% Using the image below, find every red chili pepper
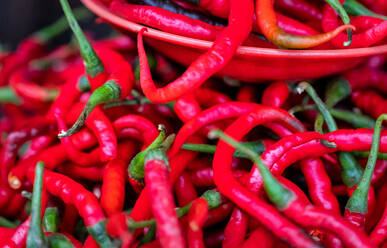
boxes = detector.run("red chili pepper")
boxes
[222,208,248,248]
[187,198,208,248]
[101,159,130,216]
[58,0,135,137]
[236,85,257,102]
[136,0,253,103]
[144,148,185,248]
[106,212,133,247]
[189,167,247,187]
[26,166,112,248]
[0,217,30,247]
[83,236,100,248]
[214,130,373,248]
[261,81,289,108]
[59,204,78,234]
[204,202,233,228]
[113,114,159,148]
[275,0,322,22]
[241,227,275,248]
[174,172,198,207]
[322,1,387,48]
[57,164,104,182]
[351,90,387,120]
[342,66,387,94]
[345,114,386,229]
[256,0,354,48]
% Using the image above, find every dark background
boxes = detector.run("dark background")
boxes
[0,0,110,49]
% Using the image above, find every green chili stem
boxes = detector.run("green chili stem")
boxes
[46,233,74,248]
[43,207,60,233]
[346,114,387,214]
[103,99,139,109]
[128,190,221,229]
[0,87,21,104]
[129,125,166,181]
[181,141,266,158]
[325,0,352,46]
[298,82,363,187]
[0,216,17,228]
[353,151,387,160]
[27,161,47,248]
[344,0,387,20]
[35,7,91,42]
[210,130,294,210]
[59,0,104,77]
[138,225,156,246]
[58,80,121,138]
[330,109,375,129]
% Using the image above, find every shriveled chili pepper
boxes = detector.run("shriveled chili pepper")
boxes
[256,0,354,48]
[345,114,387,228]
[187,197,208,248]
[136,0,253,103]
[213,130,373,248]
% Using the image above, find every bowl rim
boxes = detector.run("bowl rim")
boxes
[82,0,387,59]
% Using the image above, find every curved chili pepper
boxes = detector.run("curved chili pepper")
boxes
[38,169,111,248]
[0,217,31,247]
[222,208,248,248]
[322,1,387,48]
[113,114,158,147]
[189,167,247,187]
[298,82,363,188]
[351,90,387,120]
[187,198,208,248]
[58,0,134,138]
[256,0,354,48]
[345,114,387,228]
[26,161,47,248]
[0,120,54,185]
[211,130,320,247]
[56,115,101,167]
[136,0,253,103]
[213,130,373,248]
[144,149,185,248]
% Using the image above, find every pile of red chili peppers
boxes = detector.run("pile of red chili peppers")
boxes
[0,0,386,247]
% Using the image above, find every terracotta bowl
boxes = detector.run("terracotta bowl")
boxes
[82,0,387,82]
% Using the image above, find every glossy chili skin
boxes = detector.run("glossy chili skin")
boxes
[351,90,387,120]
[136,0,253,103]
[322,0,387,48]
[187,198,208,248]
[222,208,248,248]
[256,0,353,48]
[144,155,185,248]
